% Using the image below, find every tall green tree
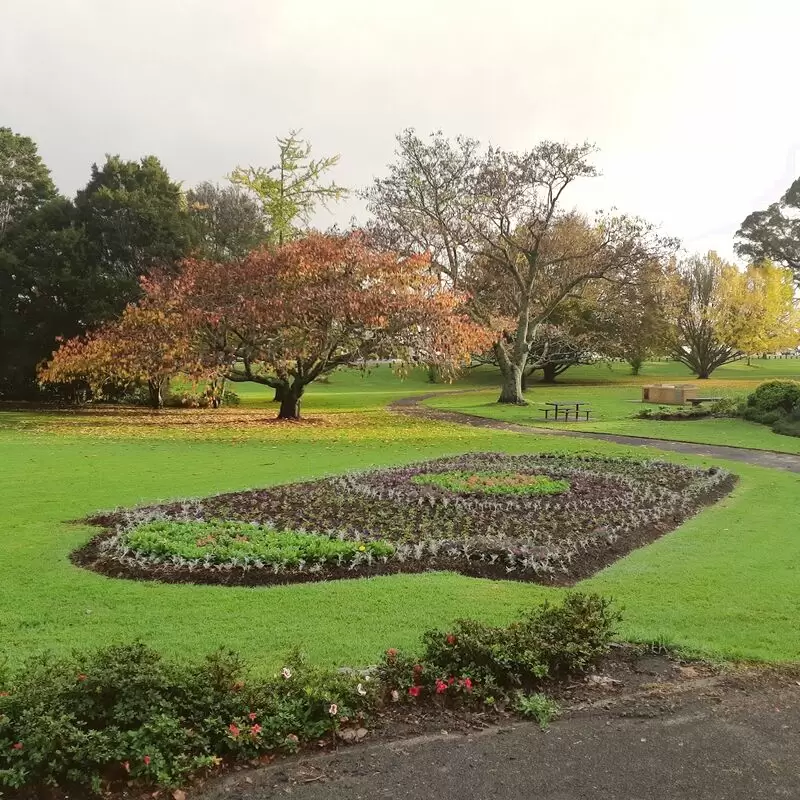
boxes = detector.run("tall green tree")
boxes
[0,127,57,241]
[186,182,267,261]
[229,131,346,246]
[74,155,194,309]
[0,198,106,397]
[735,177,800,280]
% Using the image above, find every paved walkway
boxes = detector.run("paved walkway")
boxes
[198,674,800,799]
[391,393,800,473]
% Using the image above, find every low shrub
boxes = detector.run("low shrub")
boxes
[378,593,620,701]
[0,593,617,795]
[708,397,745,417]
[771,409,800,438]
[0,644,373,794]
[636,406,710,421]
[163,388,241,408]
[746,381,800,414]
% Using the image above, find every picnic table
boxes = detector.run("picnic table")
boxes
[541,401,593,421]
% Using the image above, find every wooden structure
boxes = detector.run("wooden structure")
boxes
[641,384,699,405]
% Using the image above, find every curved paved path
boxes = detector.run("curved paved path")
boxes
[391,393,800,473]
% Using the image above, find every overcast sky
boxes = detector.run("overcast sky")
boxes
[2,0,798,260]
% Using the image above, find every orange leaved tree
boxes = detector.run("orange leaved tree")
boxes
[39,294,199,408]
[167,232,492,419]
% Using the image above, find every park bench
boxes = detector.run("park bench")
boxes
[686,397,722,407]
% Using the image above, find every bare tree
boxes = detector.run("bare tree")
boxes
[367,131,673,404]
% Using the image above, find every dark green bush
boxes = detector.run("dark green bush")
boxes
[746,381,800,414]
[771,409,800,438]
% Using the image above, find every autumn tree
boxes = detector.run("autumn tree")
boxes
[366,131,672,405]
[230,131,346,246]
[163,232,491,419]
[716,260,800,362]
[735,177,800,280]
[39,290,201,408]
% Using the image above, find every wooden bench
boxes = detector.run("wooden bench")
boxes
[686,397,722,407]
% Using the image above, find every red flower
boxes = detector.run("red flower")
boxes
[446,634,457,646]
[0,691,9,697]
[229,723,240,738]
[12,742,23,751]
[460,677,473,692]
[122,761,130,773]
[250,723,262,736]
[408,685,421,697]
[412,664,423,676]
[435,680,448,694]
[447,676,455,686]
[143,755,151,766]
[248,712,257,721]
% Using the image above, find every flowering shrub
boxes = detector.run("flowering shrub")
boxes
[82,453,734,585]
[0,593,616,795]
[0,644,373,794]
[378,593,619,702]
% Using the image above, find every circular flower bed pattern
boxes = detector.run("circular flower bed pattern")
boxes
[76,452,735,586]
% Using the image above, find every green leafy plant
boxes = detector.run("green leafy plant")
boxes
[120,520,393,565]
[515,692,560,729]
[411,470,571,496]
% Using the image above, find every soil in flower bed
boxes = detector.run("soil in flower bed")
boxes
[74,452,737,587]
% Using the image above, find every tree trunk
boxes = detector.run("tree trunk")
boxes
[697,370,710,379]
[498,365,526,404]
[542,363,558,384]
[277,384,304,420]
[273,384,287,403]
[147,379,164,409]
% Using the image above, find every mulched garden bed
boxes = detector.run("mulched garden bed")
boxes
[73,452,737,587]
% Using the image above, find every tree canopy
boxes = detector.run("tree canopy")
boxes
[735,177,800,279]
[230,131,346,246]
[0,127,57,242]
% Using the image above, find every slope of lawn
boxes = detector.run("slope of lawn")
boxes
[1,364,799,670]
[425,364,800,454]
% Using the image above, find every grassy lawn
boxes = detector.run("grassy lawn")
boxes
[425,360,800,454]
[1,364,799,670]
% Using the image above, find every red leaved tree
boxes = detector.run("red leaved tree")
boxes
[39,292,202,408]
[166,232,492,419]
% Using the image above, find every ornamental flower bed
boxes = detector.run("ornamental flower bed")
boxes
[75,452,736,587]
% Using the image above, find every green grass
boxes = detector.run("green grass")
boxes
[2,362,800,670]
[425,376,800,454]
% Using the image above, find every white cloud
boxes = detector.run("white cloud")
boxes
[1,0,797,260]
